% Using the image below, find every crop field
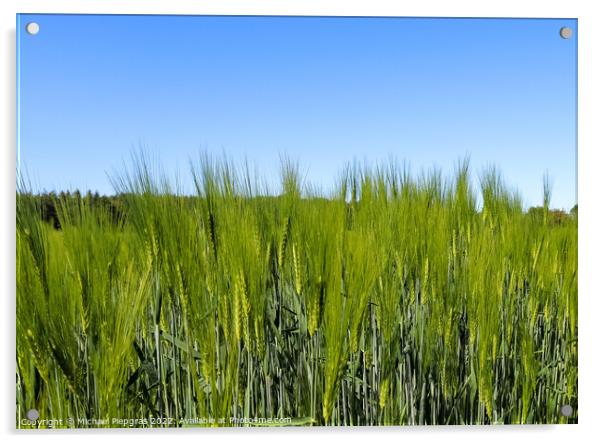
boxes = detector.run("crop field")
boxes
[16,157,577,427]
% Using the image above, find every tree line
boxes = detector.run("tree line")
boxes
[20,190,578,230]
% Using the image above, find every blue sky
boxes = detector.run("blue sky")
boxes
[17,15,577,209]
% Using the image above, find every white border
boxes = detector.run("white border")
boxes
[2,1,600,442]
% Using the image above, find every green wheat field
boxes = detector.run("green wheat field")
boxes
[16,156,577,427]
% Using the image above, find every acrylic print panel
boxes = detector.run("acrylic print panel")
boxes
[16,14,577,428]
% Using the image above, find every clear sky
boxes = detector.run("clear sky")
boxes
[17,15,577,210]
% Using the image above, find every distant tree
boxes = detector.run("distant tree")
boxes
[21,190,130,230]
[548,209,570,225]
[40,191,61,229]
[527,206,570,226]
